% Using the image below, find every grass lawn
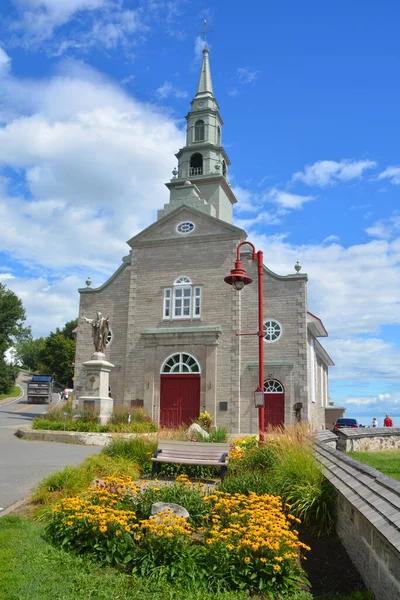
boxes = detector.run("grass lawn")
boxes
[348,451,400,481]
[0,385,20,402]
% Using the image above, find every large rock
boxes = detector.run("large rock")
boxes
[151,502,189,520]
[187,422,209,440]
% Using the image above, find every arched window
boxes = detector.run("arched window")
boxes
[106,329,113,347]
[163,276,201,319]
[217,126,221,145]
[263,380,284,393]
[194,120,205,141]
[190,153,203,176]
[222,160,227,177]
[161,352,201,373]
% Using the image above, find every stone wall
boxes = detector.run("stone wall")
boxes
[335,427,400,452]
[315,438,400,600]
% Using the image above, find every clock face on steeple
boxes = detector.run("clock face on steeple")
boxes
[197,101,205,108]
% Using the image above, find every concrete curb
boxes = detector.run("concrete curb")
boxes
[0,499,26,518]
[15,429,254,446]
[15,429,158,446]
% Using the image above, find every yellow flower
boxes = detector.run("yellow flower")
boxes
[206,539,212,545]
[244,557,250,563]
[273,564,281,572]
[260,557,267,563]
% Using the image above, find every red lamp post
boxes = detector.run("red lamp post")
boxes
[224,241,265,442]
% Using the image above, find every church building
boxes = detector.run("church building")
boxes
[73,44,334,433]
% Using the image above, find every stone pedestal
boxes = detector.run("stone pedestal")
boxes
[79,352,114,425]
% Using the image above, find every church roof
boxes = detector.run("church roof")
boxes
[307,311,328,337]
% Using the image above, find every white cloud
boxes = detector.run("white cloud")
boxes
[10,0,106,42]
[233,185,314,215]
[0,273,15,281]
[377,166,400,185]
[0,47,11,74]
[237,67,259,85]
[156,81,188,100]
[326,338,400,381]
[194,36,205,62]
[7,0,147,54]
[292,159,377,187]
[4,275,82,337]
[267,188,314,210]
[234,211,282,230]
[366,215,400,240]
[0,58,184,276]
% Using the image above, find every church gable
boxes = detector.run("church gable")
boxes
[127,205,245,247]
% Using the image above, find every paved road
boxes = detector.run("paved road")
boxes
[0,374,101,512]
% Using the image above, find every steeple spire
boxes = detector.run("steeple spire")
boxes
[196,47,214,97]
[160,24,239,224]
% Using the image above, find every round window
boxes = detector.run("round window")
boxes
[106,330,113,346]
[176,221,195,234]
[263,319,282,343]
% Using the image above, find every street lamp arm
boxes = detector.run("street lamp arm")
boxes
[236,240,256,261]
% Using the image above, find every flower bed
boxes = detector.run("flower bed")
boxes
[46,473,310,595]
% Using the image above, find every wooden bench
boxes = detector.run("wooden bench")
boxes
[151,440,229,479]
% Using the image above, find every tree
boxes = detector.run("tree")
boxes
[0,283,28,394]
[40,332,76,386]
[15,336,46,371]
[36,319,78,386]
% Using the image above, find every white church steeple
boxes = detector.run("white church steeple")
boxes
[159,31,238,224]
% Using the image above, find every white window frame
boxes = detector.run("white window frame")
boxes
[161,352,201,374]
[163,276,202,320]
[263,319,283,343]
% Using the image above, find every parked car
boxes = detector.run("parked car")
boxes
[332,418,359,432]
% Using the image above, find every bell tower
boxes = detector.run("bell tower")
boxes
[159,33,238,224]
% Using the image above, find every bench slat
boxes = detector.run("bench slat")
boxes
[152,457,227,466]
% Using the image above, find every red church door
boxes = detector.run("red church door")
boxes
[263,379,285,428]
[264,393,285,427]
[160,374,200,428]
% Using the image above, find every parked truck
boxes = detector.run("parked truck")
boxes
[27,375,53,404]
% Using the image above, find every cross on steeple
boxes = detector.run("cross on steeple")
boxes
[198,19,213,47]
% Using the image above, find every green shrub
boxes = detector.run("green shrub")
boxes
[190,426,228,443]
[196,410,213,430]
[32,415,157,434]
[269,438,335,533]
[229,444,278,475]
[31,454,140,514]
[218,471,276,496]
[103,437,157,473]
[133,480,209,526]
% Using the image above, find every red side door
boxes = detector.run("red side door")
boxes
[160,374,200,427]
[264,393,285,428]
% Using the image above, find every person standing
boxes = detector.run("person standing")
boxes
[371,417,378,427]
[383,414,393,427]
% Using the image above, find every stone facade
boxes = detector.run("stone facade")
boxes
[73,45,334,433]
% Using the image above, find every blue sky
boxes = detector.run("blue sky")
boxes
[1,0,400,418]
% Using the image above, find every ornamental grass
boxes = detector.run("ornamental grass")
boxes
[45,473,310,596]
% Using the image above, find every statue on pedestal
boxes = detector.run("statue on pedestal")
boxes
[82,311,110,354]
